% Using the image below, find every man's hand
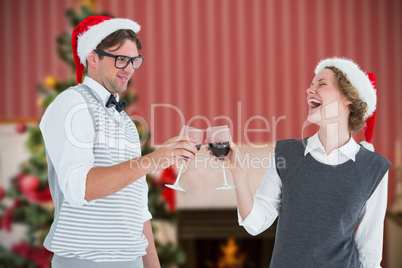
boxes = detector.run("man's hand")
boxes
[136,136,199,173]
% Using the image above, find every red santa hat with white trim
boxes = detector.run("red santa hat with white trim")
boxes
[72,15,141,84]
[315,57,377,143]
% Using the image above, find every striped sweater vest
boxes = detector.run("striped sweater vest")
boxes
[44,84,148,262]
[270,138,391,268]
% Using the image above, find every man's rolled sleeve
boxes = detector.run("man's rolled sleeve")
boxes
[141,176,152,222]
[40,90,95,207]
[62,164,93,206]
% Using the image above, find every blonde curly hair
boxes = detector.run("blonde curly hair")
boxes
[325,66,367,133]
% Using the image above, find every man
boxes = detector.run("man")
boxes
[40,16,197,268]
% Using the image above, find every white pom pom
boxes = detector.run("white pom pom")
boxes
[360,141,374,152]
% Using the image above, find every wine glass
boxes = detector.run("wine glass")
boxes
[206,125,236,190]
[165,126,204,192]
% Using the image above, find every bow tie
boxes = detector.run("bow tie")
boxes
[106,94,127,113]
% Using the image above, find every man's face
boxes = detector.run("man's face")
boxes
[96,40,138,95]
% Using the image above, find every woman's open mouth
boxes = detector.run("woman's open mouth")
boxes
[308,98,322,110]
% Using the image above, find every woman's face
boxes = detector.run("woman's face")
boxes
[306,68,350,126]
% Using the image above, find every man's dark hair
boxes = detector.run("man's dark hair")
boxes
[96,29,142,54]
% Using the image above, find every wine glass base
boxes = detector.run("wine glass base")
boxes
[165,184,186,192]
[216,185,237,191]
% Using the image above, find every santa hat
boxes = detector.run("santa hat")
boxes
[315,57,377,142]
[72,15,141,84]
[363,73,376,143]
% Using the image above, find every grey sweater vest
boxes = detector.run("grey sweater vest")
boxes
[270,138,391,268]
[44,84,148,262]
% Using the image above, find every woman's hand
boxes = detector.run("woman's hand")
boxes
[226,141,244,172]
[206,141,245,173]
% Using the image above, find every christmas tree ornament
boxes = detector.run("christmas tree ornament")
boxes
[158,166,177,212]
[44,75,57,89]
[137,124,144,136]
[72,15,141,83]
[18,174,40,194]
[80,0,98,13]
[15,123,27,134]
[36,95,45,108]
[0,186,5,201]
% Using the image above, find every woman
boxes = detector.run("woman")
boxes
[227,58,391,267]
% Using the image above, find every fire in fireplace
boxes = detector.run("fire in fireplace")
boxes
[178,209,276,268]
[217,238,246,267]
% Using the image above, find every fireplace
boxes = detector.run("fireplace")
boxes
[178,209,276,268]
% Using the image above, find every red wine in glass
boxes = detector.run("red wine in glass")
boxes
[206,125,236,190]
[208,142,230,159]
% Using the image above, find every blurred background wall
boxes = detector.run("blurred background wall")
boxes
[0,0,401,267]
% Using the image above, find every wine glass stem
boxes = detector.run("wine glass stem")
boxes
[222,163,228,187]
[175,164,185,186]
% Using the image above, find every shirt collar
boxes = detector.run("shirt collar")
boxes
[304,132,359,162]
[338,136,359,162]
[83,76,119,107]
[304,133,325,155]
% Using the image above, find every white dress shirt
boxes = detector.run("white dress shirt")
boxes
[40,76,151,221]
[239,133,388,268]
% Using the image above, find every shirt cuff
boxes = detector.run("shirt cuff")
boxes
[359,262,381,268]
[140,176,152,222]
[238,204,254,226]
[238,198,262,226]
[238,197,278,236]
[142,208,152,222]
[63,164,93,206]
[237,199,263,236]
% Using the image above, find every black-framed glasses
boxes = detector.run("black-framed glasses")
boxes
[94,50,144,69]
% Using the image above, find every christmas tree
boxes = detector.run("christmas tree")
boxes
[0,3,184,267]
